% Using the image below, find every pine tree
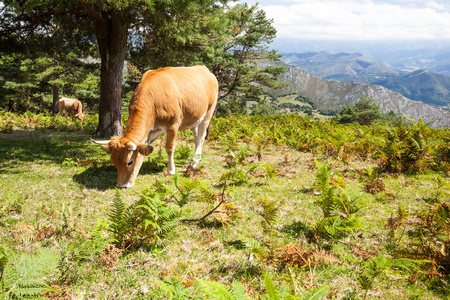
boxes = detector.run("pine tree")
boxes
[1,0,284,135]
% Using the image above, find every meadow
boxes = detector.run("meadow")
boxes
[0,111,449,299]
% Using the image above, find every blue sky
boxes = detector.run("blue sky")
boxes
[241,0,450,40]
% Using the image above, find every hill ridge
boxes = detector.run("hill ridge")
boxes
[267,61,450,128]
[281,51,450,107]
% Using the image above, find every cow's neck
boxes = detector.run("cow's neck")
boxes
[122,102,156,144]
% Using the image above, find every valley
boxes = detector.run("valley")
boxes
[280,51,450,109]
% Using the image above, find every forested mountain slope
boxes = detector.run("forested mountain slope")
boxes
[270,62,450,127]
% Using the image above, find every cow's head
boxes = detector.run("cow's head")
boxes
[91,137,153,188]
[75,112,86,121]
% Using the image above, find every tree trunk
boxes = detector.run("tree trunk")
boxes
[89,8,128,138]
[52,85,59,113]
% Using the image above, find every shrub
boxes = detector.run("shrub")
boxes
[334,95,399,125]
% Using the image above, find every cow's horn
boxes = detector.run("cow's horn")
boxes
[128,142,137,151]
[90,137,110,145]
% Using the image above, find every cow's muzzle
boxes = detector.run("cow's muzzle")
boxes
[116,182,134,189]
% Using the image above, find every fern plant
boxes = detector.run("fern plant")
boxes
[197,279,250,300]
[147,147,166,172]
[377,119,435,174]
[407,203,449,271]
[155,276,251,299]
[357,255,426,300]
[171,175,216,207]
[313,160,365,241]
[262,272,330,300]
[154,273,328,300]
[108,188,183,248]
[1,246,58,299]
[431,174,449,203]
[260,196,280,234]
[219,165,253,186]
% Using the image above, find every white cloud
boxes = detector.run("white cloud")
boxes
[425,1,445,10]
[250,0,450,40]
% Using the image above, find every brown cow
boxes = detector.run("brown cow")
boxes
[91,65,218,188]
[58,97,85,121]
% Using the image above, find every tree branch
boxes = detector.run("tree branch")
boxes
[0,7,83,34]
[181,181,227,223]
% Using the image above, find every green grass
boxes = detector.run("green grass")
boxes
[277,94,310,107]
[0,112,449,299]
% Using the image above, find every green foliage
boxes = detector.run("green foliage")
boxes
[197,279,250,300]
[313,160,365,241]
[58,218,111,285]
[0,49,99,113]
[209,114,450,176]
[154,273,329,300]
[0,193,24,227]
[61,157,77,168]
[175,144,194,160]
[171,175,216,207]
[1,112,450,299]
[395,203,450,272]
[0,110,97,133]
[377,118,435,174]
[216,97,248,117]
[147,147,167,172]
[334,95,399,125]
[108,189,183,248]
[431,174,449,203]
[219,165,252,186]
[357,255,425,299]
[224,142,254,167]
[259,196,280,234]
[261,273,330,300]
[0,246,59,299]
[251,100,276,116]
[128,1,285,102]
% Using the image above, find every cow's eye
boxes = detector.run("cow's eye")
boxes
[127,160,133,167]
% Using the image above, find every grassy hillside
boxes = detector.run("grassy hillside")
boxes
[246,94,319,117]
[1,111,449,299]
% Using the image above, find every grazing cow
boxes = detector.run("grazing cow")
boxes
[91,65,218,188]
[58,97,85,121]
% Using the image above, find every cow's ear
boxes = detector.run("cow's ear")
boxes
[138,144,153,156]
[101,145,113,154]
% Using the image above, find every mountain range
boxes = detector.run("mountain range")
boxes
[264,59,450,128]
[280,52,450,108]
[271,39,450,77]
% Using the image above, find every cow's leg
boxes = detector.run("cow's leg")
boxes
[58,104,64,118]
[146,128,165,144]
[165,125,179,175]
[191,119,209,167]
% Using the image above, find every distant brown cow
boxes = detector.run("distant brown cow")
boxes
[58,97,85,121]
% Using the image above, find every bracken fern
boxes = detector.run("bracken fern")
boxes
[108,188,183,248]
[1,246,58,299]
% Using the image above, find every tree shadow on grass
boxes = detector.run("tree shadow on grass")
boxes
[72,165,117,190]
[0,131,100,166]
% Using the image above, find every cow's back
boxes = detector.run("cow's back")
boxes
[128,66,218,131]
[59,97,81,114]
